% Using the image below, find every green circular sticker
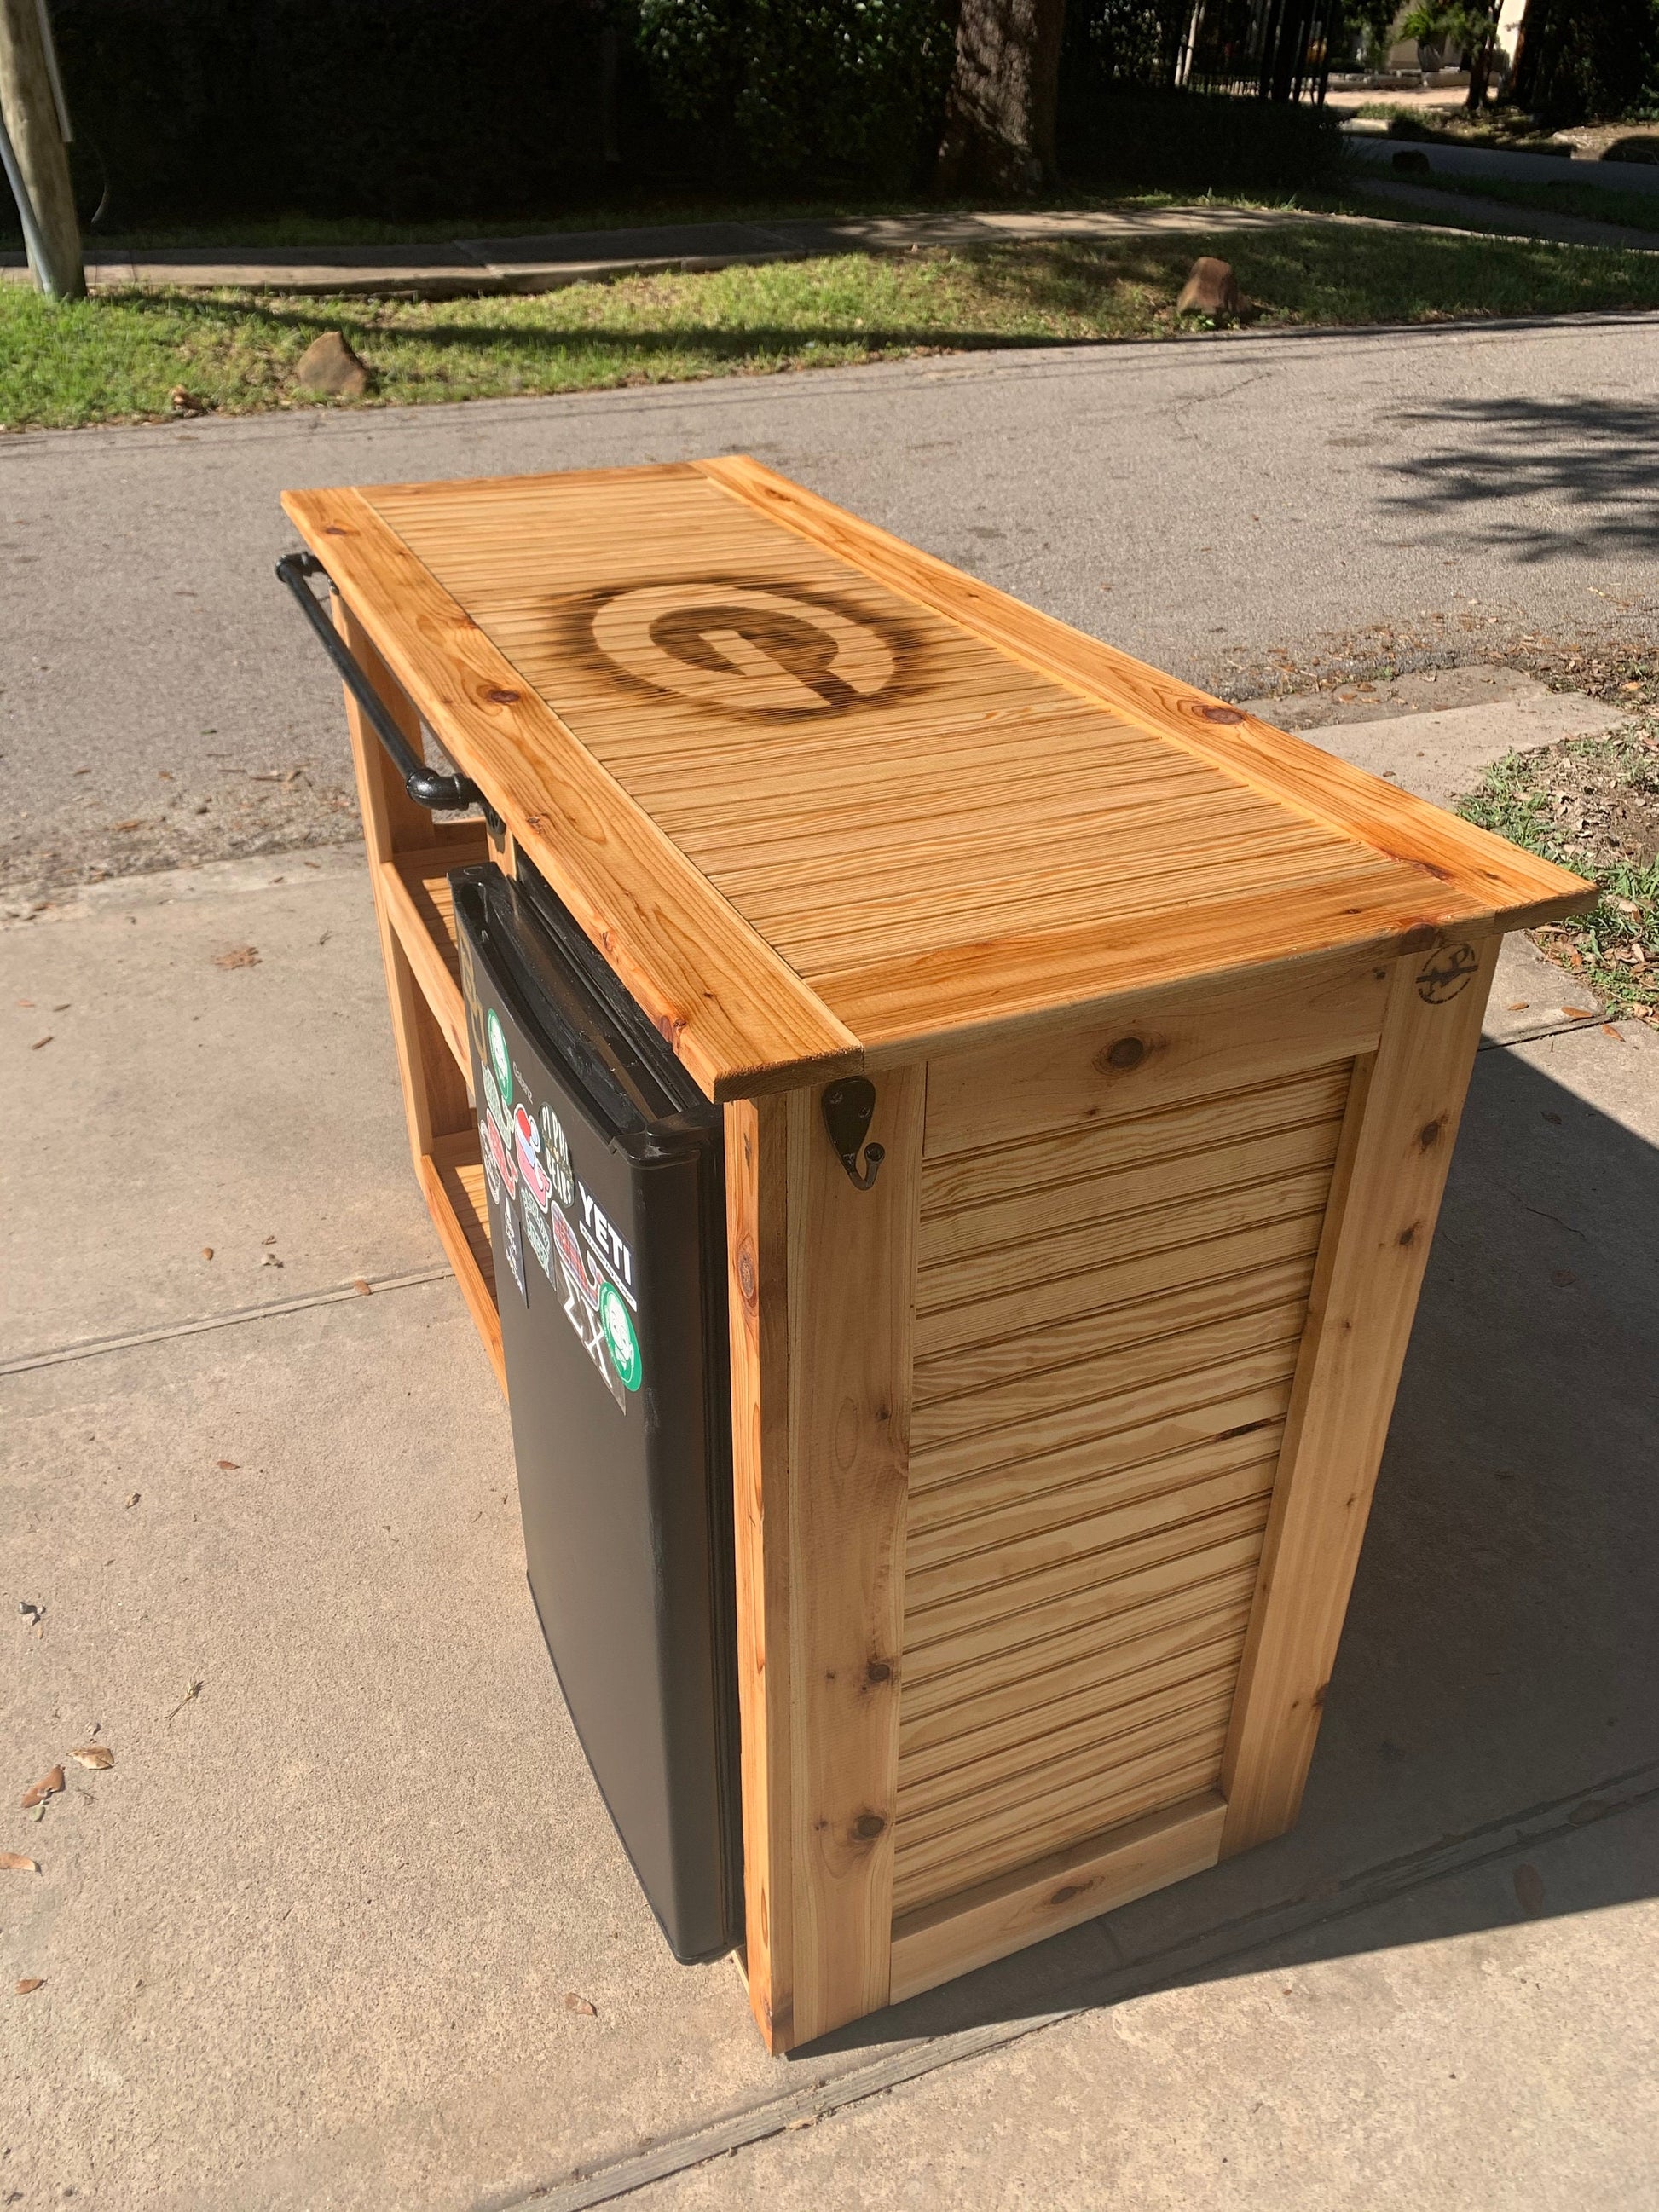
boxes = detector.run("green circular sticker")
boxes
[598,1281,642,1393]
[486,1008,512,1109]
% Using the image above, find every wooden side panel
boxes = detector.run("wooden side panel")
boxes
[783,1067,925,2047]
[922,956,1386,1159]
[724,1096,794,2053]
[889,1792,1226,2004]
[1220,936,1500,1854]
[889,1048,1352,1921]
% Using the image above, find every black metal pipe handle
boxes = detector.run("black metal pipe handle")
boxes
[276,549,490,817]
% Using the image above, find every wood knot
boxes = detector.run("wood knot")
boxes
[1098,1036,1147,1073]
[852,1812,887,1842]
[1397,1224,1416,1247]
[737,1245,757,1308]
[1199,704,1244,725]
[1418,1118,1445,1150]
[864,1660,892,1686]
[484,686,521,706]
[1049,1881,1091,1905]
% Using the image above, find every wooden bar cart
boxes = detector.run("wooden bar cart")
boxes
[281,460,1593,2053]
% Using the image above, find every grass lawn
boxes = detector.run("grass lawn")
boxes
[1383,168,1659,234]
[6,224,1659,432]
[1460,727,1659,1026]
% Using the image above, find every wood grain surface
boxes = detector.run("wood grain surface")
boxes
[283,463,1595,1094]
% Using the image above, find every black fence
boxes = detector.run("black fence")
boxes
[1177,0,1344,103]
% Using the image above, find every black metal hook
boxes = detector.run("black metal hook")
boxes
[821,1077,885,1191]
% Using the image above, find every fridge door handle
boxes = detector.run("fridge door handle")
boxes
[276,551,500,827]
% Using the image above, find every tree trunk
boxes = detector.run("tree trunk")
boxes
[935,0,1067,197]
[0,0,83,298]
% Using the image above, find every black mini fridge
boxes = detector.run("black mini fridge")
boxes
[453,859,742,1963]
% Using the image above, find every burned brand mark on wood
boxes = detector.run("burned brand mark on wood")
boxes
[556,574,931,723]
[1416,943,1479,1003]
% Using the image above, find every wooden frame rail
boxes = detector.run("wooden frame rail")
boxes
[332,595,506,1393]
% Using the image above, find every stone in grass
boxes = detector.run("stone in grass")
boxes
[1176,256,1241,321]
[295,330,370,400]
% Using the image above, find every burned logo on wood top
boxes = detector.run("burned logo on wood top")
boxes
[565,575,928,722]
[1415,942,1480,1004]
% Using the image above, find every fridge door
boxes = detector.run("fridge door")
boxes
[453,863,740,1963]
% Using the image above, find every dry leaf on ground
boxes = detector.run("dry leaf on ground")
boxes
[211,946,260,970]
[563,1993,598,2015]
[71,1747,113,1771]
[14,1978,43,1995]
[31,1035,52,1049]
[351,1277,371,1295]
[217,1459,239,1471]
[20,1767,63,1809]
[0,1854,40,1873]
[125,1493,142,1508]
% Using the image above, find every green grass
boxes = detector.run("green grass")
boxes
[1459,736,1659,1025]
[1380,168,1659,234]
[7,225,1659,433]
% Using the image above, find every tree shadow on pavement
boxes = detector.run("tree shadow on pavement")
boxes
[1381,396,1659,563]
[812,1033,1659,2055]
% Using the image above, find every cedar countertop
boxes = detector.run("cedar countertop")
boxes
[283,459,1593,1102]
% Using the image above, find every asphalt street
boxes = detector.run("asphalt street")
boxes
[3,309,1656,898]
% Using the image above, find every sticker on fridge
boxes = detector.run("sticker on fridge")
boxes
[486,1007,513,1111]
[513,1102,553,1210]
[540,1104,575,1210]
[520,1187,554,1283]
[479,1116,502,1207]
[501,1186,528,1304]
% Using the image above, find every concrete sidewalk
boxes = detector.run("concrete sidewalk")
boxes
[3,696,1656,2209]
[4,191,1650,301]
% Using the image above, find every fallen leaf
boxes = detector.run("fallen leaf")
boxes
[0,1854,40,1873]
[14,1978,43,1995]
[350,1277,371,1296]
[30,1035,52,1050]
[112,818,144,832]
[211,945,260,970]
[1542,1112,1563,1126]
[71,1747,113,1771]
[1512,1863,1546,1917]
[217,1459,240,1471]
[563,1993,597,2016]
[20,1767,64,1810]
[1564,1006,1597,1019]
[1602,1024,1629,1042]
[125,1492,142,1508]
